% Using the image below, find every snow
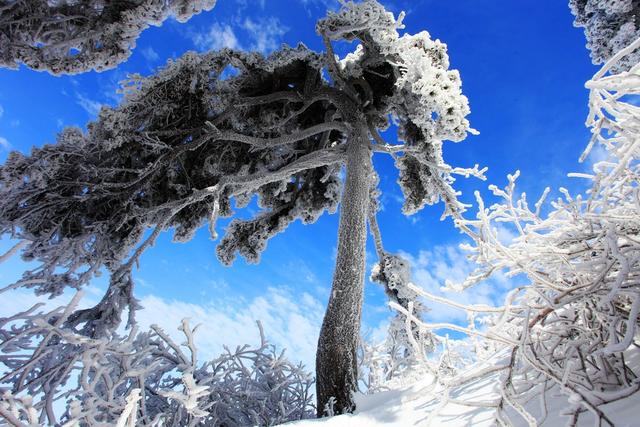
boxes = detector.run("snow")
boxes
[285,348,640,426]
[285,375,500,426]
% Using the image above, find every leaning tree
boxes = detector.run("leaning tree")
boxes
[0,0,216,74]
[0,0,482,414]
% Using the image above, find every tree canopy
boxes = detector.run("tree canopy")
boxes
[570,0,640,72]
[1,0,639,424]
[0,0,483,415]
[0,0,216,74]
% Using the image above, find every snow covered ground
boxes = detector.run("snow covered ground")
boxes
[285,349,640,427]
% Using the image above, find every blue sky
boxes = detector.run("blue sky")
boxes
[0,0,600,371]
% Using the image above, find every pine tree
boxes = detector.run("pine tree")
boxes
[0,0,481,414]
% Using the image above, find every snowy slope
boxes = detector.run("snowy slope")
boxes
[285,350,640,427]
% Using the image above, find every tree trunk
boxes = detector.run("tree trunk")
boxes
[316,126,371,415]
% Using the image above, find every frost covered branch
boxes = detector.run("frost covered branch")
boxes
[0,0,216,74]
[570,0,640,73]
[400,39,640,426]
[0,295,314,426]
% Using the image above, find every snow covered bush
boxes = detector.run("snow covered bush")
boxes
[0,293,314,426]
[395,37,640,426]
[364,218,437,391]
[370,254,434,355]
[0,0,482,413]
[0,0,216,74]
[358,325,445,394]
[569,0,640,72]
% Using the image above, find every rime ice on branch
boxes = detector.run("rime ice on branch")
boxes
[0,296,314,426]
[0,0,481,414]
[0,0,216,74]
[400,37,640,426]
[570,0,640,72]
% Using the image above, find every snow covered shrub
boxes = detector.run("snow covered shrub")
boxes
[363,218,472,393]
[0,0,216,74]
[364,253,436,387]
[0,293,314,426]
[359,328,445,394]
[400,38,640,425]
[0,391,38,426]
[569,0,640,72]
[359,316,473,396]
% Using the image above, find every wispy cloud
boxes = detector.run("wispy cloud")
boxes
[298,0,340,15]
[189,16,288,55]
[0,104,4,118]
[75,93,103,118]
[191,22,241,51]
[141,46,160,63]
[241,17,288,53]
[100,70,128,105]
[401,243,513,324]
[0,136,10,150]
[583,143,609,173]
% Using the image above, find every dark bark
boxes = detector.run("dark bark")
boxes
[316,125,372,415]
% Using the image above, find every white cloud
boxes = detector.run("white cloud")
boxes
[495,224,517,246]
[100,69,128,105]
[584,143,609,172]
[191,23,240,51]
[365,318,390,344]
[0,137,10,150]
[401,243,512,325]
[189,17,287,55]
[75,93,103,117]
[0,285,324,373]
[0,104,4,118]
[242,17,288,53]
[141,46,160,63]
[134,286,324,370]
